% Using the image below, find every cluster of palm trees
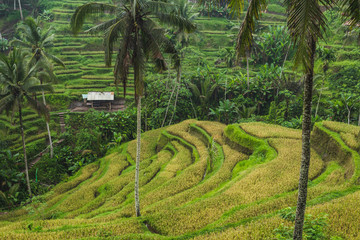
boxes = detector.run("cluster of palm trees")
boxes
[1,0,358,237]
[0,17,64,199]
[71,0,359,237]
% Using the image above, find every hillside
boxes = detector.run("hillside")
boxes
[0,0,290,155]
[1,0,358,159]
[1,120,359,239]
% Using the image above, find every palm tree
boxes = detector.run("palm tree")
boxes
[12,17,65,159]
[0,48,53,199]
[71,0,196,217]
[172,0,199,48]
[199,0,359,238]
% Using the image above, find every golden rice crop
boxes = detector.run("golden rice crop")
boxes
[195,121,226,145]
[340,132,360,150]
[143,137,323,236]
[323,121,360,136]
[1,120,359,239]
[51,162,99,196]
[191,216,284,240]
[309,190,360,239]
[140,141,192,195]
[46,153,129,217]
[222,138,323,203]
[0,218,143,240]
[240,122,301,139]
[126,127,165,161]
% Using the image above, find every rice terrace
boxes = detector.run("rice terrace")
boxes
[0,0,360,239]
[0,120,359,239]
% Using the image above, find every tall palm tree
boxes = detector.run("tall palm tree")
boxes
[12,17,65,159]
[71,0,196,217]
[0,48,53,199]
[199,0,359,238]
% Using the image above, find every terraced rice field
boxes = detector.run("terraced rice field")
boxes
[0,0,310,154]
[1,121,359,239]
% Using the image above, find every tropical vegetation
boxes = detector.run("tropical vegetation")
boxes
[0,0,359,239]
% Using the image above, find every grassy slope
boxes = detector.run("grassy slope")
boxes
[1,120,360,239]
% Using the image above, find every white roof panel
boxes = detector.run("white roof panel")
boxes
[87,92,114,101]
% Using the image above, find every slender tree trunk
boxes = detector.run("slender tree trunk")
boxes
[358,112,360,126]
[246,50,250,89]
[280,43,291,80]
[17,0,23,20]
[315,90,322,118]
[161,79,176,127]
[18,101,32,199]
[347,107,351,124]
[14,0,16,10]
[135,96,141,217]
[169,66,181,126]
[42,91,53,158]
[293,38,316,240]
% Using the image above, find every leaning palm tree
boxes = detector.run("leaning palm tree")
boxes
[0,48,53,199]
[199,0,359,239]
[12,17,65,159]
[71,0,196,217]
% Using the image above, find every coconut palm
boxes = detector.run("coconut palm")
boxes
[71,0,196,217]
[172,0,199,48]
[12,17,65,159]
[199,0,359,238]
[0,48,53,199]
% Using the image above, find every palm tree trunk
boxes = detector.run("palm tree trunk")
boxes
[293,38,316,240]
[18,101,32,199]
[17,0,23,20]
[42,91,53,158]
[135,96,141,217]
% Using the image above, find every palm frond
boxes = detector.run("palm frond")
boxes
[42,33,56,48]
[140,20,167,72]
[40,26,55,44]
[43,51,65,68]
[114,24,133,97]
[285,0,330,70]
[0,94,15,114]
[27,84,54,93]
[340,0,360,27]
[146,0,176,13]
[156,12,196,33]
[71,2,117,35]
[228,0,245,17]
[24,94,50,122]
[189,82,201,100]
[235,0,267,59]
[24,17,41,43]
[10,39,32,48]
[85,18,121,34]
[104,16,130,67]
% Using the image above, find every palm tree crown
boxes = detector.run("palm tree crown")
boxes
[71,0,196,98]
[12,17,65,69]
